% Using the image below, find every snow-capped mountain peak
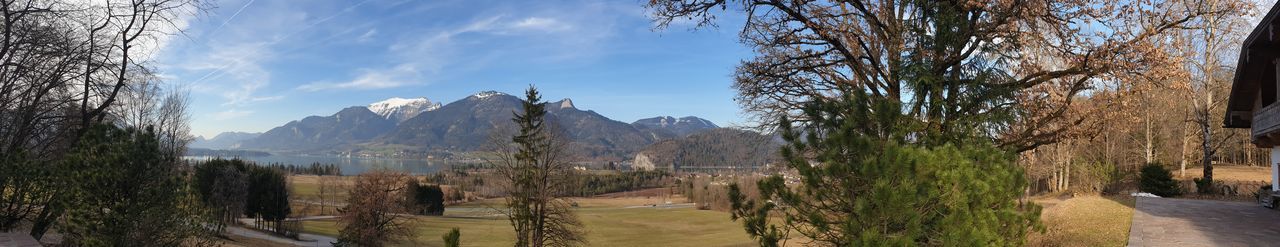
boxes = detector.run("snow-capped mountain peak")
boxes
[471,91,507,99]
[366,97,441,123]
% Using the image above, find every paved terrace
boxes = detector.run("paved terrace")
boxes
[0,232,40,247]
[1128,197,1280,246]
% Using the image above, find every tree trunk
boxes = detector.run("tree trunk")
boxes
[1198,88,1214,193]
[1145,112,1155,164]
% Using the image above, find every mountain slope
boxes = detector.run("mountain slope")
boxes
[633,128,778,171]
[240,107,396,152]
[378,92,655,160]
[632,116,719,140]
[190,132,260,149]
[367,97,441,123]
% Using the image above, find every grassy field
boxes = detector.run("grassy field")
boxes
[1179,165,1271,183]
[1028,195,1136,247]
[301,198,755,247]
[292,175,1150,246]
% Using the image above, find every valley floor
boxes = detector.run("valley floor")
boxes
[299,196,755,247]
[257,165,1275,247]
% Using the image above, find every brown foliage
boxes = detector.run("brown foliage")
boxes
[647,0,1243,152]
[338,170,417,246]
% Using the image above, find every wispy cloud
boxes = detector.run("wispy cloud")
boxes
[297,63,422,91]
[213,109,254,120]
[357,28,378,42]
[511,17,571,32]
[180,42,286,107]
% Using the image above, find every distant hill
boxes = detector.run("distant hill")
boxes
[239,106,396,152]
[632,116,719,140]
[633,128,779,171]
[186,147,271,157]
[190,132,260,149]
[377,92,655,161]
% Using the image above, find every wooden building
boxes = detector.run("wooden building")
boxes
[1224,1,1280,205]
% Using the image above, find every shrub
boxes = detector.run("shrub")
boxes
[1139,163,1180,197]
[1193,177,1219,195]
[443,228,461,247]
[404,180,445,215]
[1078,161,1125,194]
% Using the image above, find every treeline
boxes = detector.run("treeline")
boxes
[677,175,763,211]
[191,158,294,237]
[565,170,672,197]
[273,162,342,176]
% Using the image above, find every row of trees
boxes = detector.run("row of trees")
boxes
[1021,0,1257,195]
[564,170,671,197]
[192,159,293,235]
[276,162,343,176]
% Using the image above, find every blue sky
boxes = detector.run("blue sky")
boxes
[155,0,751,138]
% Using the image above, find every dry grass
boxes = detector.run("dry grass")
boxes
[1027,195,1135,247]
[1175,165,1272,201]
[301,195,755,247]
[1178,165,1271,183]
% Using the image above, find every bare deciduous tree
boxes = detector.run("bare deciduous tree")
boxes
[0,0,206,239]
[317,175,342,216]
[646,0,1240,152]
[337,170,417,247]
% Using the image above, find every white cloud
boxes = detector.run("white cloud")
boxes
[357,28,378,42]
[297,63,422,91]
[213,109,254,120]
[180,42,285,107]
[511,17,571,32]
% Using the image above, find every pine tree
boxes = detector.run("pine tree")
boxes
[57,125,213,246]
[728,93,1041,246]
[496,85,585,247]
[443,227,461,247]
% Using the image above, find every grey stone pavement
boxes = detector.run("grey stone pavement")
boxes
[1128,197,1280,246]
[0,232,40,247]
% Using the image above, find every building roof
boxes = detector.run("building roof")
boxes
[1226,1,1280,128]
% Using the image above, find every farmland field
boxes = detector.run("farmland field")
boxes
[300,197,756,247]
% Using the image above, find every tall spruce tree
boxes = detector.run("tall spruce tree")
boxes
[495,86,585,247]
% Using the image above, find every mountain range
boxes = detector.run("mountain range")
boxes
[202,91,735,161]
[191,132,261,149]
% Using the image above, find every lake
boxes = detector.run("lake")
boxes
[183,154,458,175]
